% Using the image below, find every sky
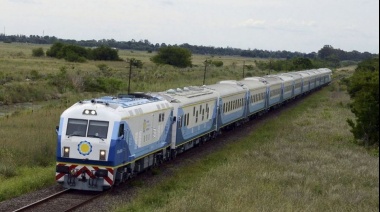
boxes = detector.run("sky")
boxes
[1,0,379,54]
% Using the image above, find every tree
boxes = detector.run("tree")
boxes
[151,46,192,68]
[46,42,64,58]
[91,45,121,61]
[346,58,379,147]
[292,57,313,70]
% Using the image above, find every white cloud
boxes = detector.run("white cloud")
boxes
[238,19,266,29]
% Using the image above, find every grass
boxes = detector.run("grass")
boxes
[0,166,55,202]
[0,42,265,105]
[114,79,379,211]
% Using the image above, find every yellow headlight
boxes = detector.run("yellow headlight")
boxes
[99,150,106,160]
[63,147,70,157]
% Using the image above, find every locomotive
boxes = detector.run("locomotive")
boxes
[55,68,332,191]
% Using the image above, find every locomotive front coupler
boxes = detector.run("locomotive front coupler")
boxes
[79,170,87,182]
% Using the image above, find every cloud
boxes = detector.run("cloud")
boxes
[238,18,317,32]
[238,19,266,29]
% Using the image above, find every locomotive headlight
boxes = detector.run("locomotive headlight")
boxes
[63,147,70,157]
[83,109,97,115]
[99,150,106,160]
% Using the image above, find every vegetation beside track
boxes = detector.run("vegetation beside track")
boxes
[114,71,378,212]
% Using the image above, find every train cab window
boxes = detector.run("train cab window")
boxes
[66,119,87,137]
[88,120,109,139]
[118,124,124,139]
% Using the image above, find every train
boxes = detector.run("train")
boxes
[55,68,332,191]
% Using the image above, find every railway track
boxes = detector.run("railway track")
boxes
[12,189,105,212]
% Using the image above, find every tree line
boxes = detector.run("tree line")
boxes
[1,34,377,61]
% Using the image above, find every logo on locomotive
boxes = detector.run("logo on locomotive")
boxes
[77,141,92,156]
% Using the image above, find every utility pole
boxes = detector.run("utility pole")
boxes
[128,59,133,94]
[126,58,143,94]
[203,59,209,85]
[242,61,245,78]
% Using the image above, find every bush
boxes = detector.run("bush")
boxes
[46,42,121,62]
[91,45,121,61]
[84,77,125,93]
[212,60,224,67]
[32,48,44,57]
[151,46,192,68]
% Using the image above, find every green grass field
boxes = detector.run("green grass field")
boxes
[0,42,264,105]
[115,76,379,212]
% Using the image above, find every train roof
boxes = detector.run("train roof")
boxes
[238,79,267,90]
[266,74,294,83]
[317,68,332,75]
[280,72,303,80]
[76,93,166,109]
[206,82,247,97]
[261,75,283,86]
[61,93,172,119]
[159,86,219,105]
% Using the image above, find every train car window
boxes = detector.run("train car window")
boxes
[66,119,87,137]
[196,111,198,123]
[159,113,164,122]
[186,113,189,126]
[88,120,109,139]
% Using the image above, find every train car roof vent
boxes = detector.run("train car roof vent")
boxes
[183,87,190,91]
[167,89,176,94]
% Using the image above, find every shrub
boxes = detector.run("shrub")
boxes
[32,47,44,57]
[211,60,224,67]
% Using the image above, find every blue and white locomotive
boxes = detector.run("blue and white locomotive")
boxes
[55,68,332,191]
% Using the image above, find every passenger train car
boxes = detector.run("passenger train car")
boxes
[55,68,332,191]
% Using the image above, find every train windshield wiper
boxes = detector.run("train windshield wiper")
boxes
[68,133,83,138]
[89,134,105,141]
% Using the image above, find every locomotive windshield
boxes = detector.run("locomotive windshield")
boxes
[66,119,87,137]
[66,119,109,139]
[88,120,109,139]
